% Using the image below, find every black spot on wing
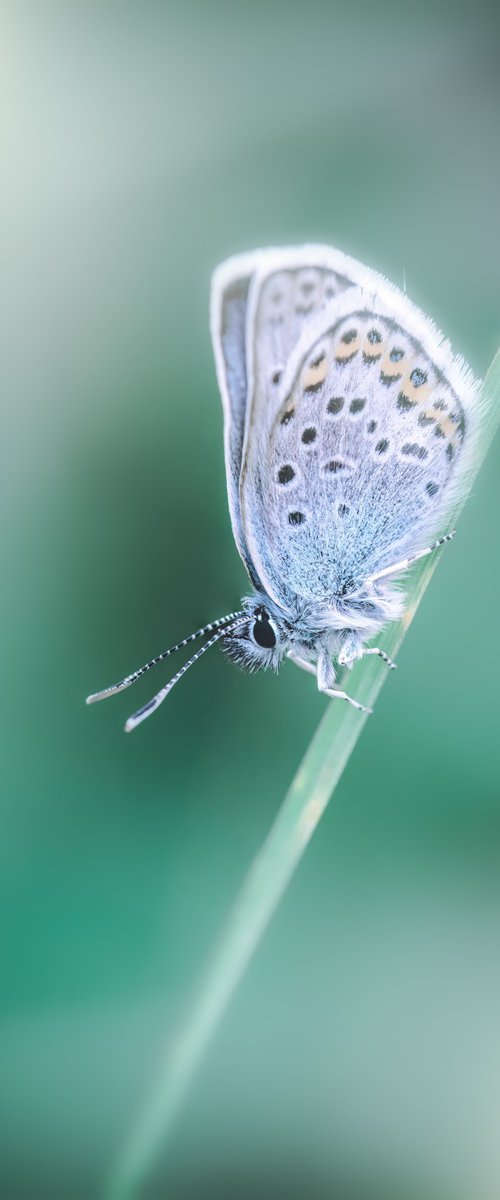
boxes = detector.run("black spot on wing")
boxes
[324,459,348,474]
[401,442,428,460]
[327,397,344,414]
[278,464,295,484]
[397,393,417,411]
[301,426,317,444]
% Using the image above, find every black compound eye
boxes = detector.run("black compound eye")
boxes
[252,610,277,649]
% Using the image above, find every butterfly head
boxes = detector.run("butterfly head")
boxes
[223,596,291,673]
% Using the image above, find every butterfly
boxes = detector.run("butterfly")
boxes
[87,245,483,731]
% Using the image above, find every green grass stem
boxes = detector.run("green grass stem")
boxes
[107,351,500,1200]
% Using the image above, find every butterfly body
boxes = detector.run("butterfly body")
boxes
[87,245,484,729]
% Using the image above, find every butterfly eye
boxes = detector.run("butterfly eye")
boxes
[252,607,277,649]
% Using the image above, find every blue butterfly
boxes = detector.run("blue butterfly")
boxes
[87,246,483,730]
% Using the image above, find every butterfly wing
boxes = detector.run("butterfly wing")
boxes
[210,246,357,594]
[210,257,256,582]
[239,255,482,607]
[212,247,481,609]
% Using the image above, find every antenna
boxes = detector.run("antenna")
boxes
[124,617,247,732]
[86,610,244,705]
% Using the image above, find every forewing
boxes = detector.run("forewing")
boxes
[211,246,356,595]
[210,261,256,580]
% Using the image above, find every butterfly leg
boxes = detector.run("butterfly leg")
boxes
[360,647,397,670]
[287,650,317,677]
[337,632,363,668]
[319,684,372,714]
[338,634,396,671]
[316,648,372,714]
[289,648,371,712]
[365,531,456,587]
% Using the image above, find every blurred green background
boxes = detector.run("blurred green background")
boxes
[2,1,500,1197]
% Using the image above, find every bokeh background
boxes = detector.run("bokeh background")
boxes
[2,1,500,1197]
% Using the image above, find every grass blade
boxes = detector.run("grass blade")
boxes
[107,351,500,1200]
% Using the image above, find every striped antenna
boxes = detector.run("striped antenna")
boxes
[124,617,248,733]
[85,610,244,705]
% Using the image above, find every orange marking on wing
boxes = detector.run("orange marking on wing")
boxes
[335,336,361,362]
[302,355,328,390]
[379,350,407,378]
[436,414,460,441]
[362,333,385,361]
[400,373,432,408]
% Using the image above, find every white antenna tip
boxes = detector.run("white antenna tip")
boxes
[86,681,129,705]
